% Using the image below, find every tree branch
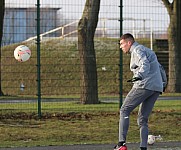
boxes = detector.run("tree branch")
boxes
[162,0,173,15]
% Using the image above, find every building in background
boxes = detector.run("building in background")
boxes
[2,7,61,45]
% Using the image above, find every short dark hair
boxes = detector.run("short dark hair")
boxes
[120,33,135,42]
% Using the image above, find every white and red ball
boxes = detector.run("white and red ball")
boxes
[14,45,31,62]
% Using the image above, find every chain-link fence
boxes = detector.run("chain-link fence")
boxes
[0,0,180,118]
[1,0,120,114]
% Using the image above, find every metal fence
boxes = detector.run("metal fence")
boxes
[1,0,120,115]
[0,0,180,114]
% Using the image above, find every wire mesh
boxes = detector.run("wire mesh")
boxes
[1,0,120,112]
[1,0,181,112]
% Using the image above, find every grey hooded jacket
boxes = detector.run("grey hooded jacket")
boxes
[129,42,167,92]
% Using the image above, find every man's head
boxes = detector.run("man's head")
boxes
[119,33,135,53]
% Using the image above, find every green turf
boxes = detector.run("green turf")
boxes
[1,38,157,97]
[0,100,180,148]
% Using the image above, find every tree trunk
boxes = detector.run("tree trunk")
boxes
[0,0,5,96]
[163,0,181,92]
[78,0,100,104]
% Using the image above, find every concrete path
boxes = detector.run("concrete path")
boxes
[0,142,181,150]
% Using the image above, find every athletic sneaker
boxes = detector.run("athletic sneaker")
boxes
[114,144,127,150]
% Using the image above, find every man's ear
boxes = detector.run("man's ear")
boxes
[127,40,132,46]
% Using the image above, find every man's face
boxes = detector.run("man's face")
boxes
[119,39,132,53]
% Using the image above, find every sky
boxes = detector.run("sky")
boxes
[5,0,120,18]
[5,0,170,36]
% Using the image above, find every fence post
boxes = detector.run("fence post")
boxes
[36,0,41,118]
[119,0,123,109]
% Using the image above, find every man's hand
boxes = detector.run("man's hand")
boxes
[127,77,141,82]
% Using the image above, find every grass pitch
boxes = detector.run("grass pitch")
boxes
[0,100,180,148]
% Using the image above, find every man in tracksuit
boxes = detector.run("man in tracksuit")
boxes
[114,33,167,150]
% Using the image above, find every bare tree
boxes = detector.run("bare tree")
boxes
[78,0,100,104]
[0,0,5,96]
[162,0,181,92]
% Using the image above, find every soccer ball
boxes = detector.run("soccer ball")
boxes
[14,45,31,62]
[147,135,155,145]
